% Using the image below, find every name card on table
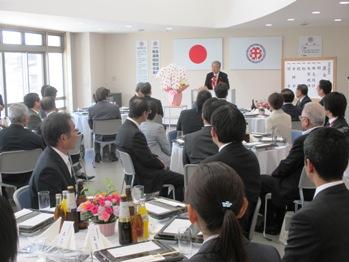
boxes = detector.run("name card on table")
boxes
[37,217,62,244]
[55,221,76,250]
[83,224,113,253]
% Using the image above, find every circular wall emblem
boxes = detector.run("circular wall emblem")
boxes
[246,43,266,63]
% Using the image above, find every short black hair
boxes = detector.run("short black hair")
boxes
[211,104,246,143]
[296,84,308,96]
[281,88,295,103]
[304,128,349,181]
[147,100,157,120]
[0,196,18,262]
[202,98,227,123]
[140,82,152,96]
[95,87,110,102]
[318,80,332,95]
[196,90,212,112]
[268,92,284,110]
[41,85,57,97]
[214,82,229,99]
[41,96,56,112]
[23,93,40,109]
[129,96,149,118]
[41,113,72,147]
[323,92,347,118]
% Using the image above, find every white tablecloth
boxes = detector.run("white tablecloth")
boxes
[170,142,290,175]
[245,116,268,134]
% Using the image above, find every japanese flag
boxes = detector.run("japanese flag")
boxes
[173,38,223,70]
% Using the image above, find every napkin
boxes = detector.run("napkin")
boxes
[83,224,113,253]
[37,217,62,245]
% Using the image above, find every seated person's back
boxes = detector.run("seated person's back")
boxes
[283,128,349,262]
[29,113,78,208]
[266,93,292,143]
[176,90,212,135]
[281,88,299,121]
[0,104,44,189]
[187,162,280,262]
[139,82,164,123]
[23,93,42,133]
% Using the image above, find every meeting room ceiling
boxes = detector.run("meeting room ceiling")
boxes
[0,0,347,32]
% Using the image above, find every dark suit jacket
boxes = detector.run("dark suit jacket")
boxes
[271,133,308,201]
[176,108,203,135]
[296,96,311,113]
[27,109,42,133]
[0,124,45,187]
[202,142,261,205]
[204,71,229,90]
[183,126,218,165]
[29,147,76,209]
[283,184,349,262]
[330,117,349,129]
[116,119,168,193]
[145,96,164,117]
[282,103,300,121]
[189,237,281,262]
[88,100,121,129]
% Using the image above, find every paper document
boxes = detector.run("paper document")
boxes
[108,241,161,258]
[15,209,32,219]
[145,203,169,214]
[154,198,186,207]
[163,219,191,234]
[18,213,53,227]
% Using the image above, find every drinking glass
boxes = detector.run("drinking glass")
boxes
[132,185,145,203]
[177,226,192,256]
[177,131,184,140]
[38,191,50,210]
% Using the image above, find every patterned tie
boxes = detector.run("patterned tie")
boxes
[211,75,217,89]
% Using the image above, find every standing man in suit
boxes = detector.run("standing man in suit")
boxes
[116,97,184,200]
[29,113,78,209]
[283,128,349,262]
[23,93,42,133]
[295,84,311,113]
[176,90,212,135]
[281,89,299,121]
[316,79,332,106]
[202,104,261,234]
[88,87,121,163]
[204,61,229,90]
[261,102,325,234]
[0,104,45,194]
[183,98,226,165]
[139,82,164,123]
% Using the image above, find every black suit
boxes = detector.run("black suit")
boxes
[189,237,281,262]
[144,96,164,117]
[283,184,349,262]
[282,103,300,122]
[202,142,261,233]
[176,108,203,135]
[27,109,42,133]
[0,124,45,188]
[183,126,218,165]
[295,96,311,113]
[204,71,229,90]
[116,119,184,200]
[29,147,76,209]
[330,117,349,129]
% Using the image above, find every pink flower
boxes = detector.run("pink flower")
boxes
[113,206,119,217]
[91,205,98,215]
[104,200,112,208]
[99,211,111,222]
[105,207,113,215]
[98,198,105,206]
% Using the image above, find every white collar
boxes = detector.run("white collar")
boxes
[314,181,344,198]
[204,124,211,127]
[47,111,55,117]
[328,117,338,125]
[219,142,232,152]
[203,234,219,244]
[32,109,40,115]
[127,117,140,128]
[299,96,305,102]
[302,126,321,135]
[284,102,293,105]
[52,147,71,175]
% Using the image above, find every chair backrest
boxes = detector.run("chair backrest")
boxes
[167,130,177,143]
[0,148,42,174]
[117,150,136,187]
[184,164,199,192]
[93,119,122,136]
[291,129,303,144]
[249,197,261,240]
[13,185,31,210]
[298,167,315,204]
[69,132,83,156]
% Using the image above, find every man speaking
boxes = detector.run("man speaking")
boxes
[204,61,229,90]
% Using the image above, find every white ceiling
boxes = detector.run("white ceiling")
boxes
[0,0,347,33]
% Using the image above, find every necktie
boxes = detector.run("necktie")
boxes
[211,75,217,89]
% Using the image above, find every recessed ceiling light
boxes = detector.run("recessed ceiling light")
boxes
[339,1,349,4]
[334,18,342,22]
[125,24,133,28]
[166,27,173,31]
[265,23,272,27]
[312,11,321,14]
[287,18,295,21]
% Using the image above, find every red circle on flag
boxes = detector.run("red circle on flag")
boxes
[189,44,207,64]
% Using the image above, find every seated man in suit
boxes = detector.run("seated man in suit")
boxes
[283,128,349,262]
[295,84,311,113]
[40,85,58,119]
[316,79,332,106]
[88,87,121,162]
[40,96,57,118]
[204,61,229,90]
[0,104,45,194]
[183,98,226,165]
[202,104,261,234]
[23,93,42,133]
[266,93,292,143]
[116,97,184,201]
[261,102,325,234]
[281,89,299,121]
[176,90,212,135]
[323,92,349,131]
[139,82,164,123]
[29,113,78,208]
[214,82,229,100]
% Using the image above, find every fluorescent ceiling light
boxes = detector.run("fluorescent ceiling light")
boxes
[265,23,272,27]
[339,1,349,4]
[334,18,342,22]
[312,11,321,14]
[287,18,295,21]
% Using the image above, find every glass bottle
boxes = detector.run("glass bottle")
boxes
[66,185,79,233]
[118,195,132,245]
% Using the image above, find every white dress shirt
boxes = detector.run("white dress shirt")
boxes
[52,147,72,177]
[203,234,219,244]
[127,117,140,129]
[219,142,232,152]
[302,126,321,135]
[328,117,338,127]
[314,181,344,198]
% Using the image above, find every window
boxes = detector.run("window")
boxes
[47,35,61,47]
[28,53,44,94]
[2,31,21,45]
[25,33,43,46]
[48,53,64,97]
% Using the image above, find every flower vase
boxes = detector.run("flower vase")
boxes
[98,221,116,237]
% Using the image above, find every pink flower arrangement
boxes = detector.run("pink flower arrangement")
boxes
[77,192,121,224]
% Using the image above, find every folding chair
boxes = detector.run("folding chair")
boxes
[184,164,199,193]
[293,167,315,211]
[13,185,31,210]
[249,197,262,240]
[69,132,89,179]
